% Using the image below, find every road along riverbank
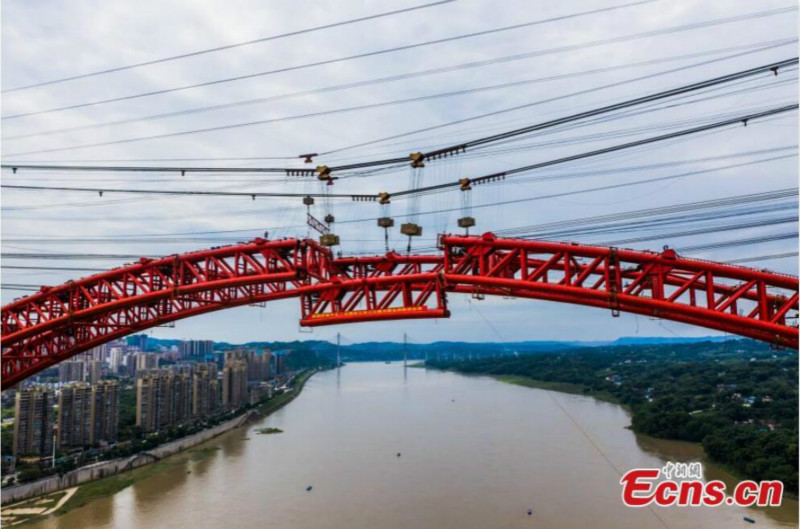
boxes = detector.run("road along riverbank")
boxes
[1,369,318,525]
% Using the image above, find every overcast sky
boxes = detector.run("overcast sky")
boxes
[1,0,797,344]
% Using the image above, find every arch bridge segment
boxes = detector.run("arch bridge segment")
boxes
[2,234,797,386]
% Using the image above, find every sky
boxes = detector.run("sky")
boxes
[1,0,797,344]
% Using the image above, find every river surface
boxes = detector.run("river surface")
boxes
[30,363,798,529]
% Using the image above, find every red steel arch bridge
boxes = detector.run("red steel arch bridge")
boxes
[2,233,797,386]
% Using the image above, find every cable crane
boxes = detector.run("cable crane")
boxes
[457,178,475,234]
[402,153,425,253]
[377,192,394,253]
[316,166,340,247]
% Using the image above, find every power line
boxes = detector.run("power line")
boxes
[4,57,795,163]
[1,265,108,272]
[6,36,791,141]
[725,252,798,264]
[1,0,655,119]
[496,188,798,236]
[1,1,457,93]
[3,112,795,212]
[3,105,793,201]
[681,232,798,252]
[5,146,790,222]
[0,184,357,199]
[598,215,797,246]
[5,196,794,245]
[390,105,798,198]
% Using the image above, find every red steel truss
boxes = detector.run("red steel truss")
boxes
[3,233,797,386]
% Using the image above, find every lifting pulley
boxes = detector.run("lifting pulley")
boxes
[316,165,332,182]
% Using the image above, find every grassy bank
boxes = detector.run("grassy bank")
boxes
[14,369,319,526]
[53,456,186,517]
[255,368,316,416]
[494,375,621,405]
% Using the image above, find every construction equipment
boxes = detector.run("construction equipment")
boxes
[319,233,340,246]
[457,217,475,229]
[400,223,422,236]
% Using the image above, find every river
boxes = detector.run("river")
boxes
[28,363,798,529]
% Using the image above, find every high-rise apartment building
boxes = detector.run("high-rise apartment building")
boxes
[172,372,192,425]
[13,387,55,457]
[109,346,126,374]
[90,380,120,445]
[57,383,93,447]
[83,344,109,362]
[246,350,271,381]
[222,359,248,411]
[135,352,159,372]
[209,378,222,417]
[192,363,219,418]
[58,361,84,384]
[86,360,103,385]
[274,351,288,375]
[136,370,173,433]
[180,340,213,358]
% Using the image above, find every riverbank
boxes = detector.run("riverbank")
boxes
[2,369,319,526]
[489,372,798,502]
[493,374,621,405]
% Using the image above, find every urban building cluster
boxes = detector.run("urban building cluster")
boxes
[8,338,289,461]
[134,349,275,433]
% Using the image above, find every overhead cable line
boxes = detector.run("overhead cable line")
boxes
[17,33,779,158]
[597,216,797,246]
[5,189,794,244]
[679,233,798,252]
[496,188,799,236]
[5,36,791,141]
[387,105,798,199]
[1,0,457,93]
[725,252,798,264]
[3,110,795,205]
[4,57,795,165]
[1,0,654,119]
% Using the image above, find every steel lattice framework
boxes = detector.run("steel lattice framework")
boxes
[2,234,797,386]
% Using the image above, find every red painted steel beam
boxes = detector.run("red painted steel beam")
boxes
[2,234,797,387]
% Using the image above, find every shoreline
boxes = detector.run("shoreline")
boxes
[489,371,799,505]
[2,368,319,526]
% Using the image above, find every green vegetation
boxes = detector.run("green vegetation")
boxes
[118,385,137,437]
[495,375,619,404]
[255,369,317,416]
[428,340,798,493]
[53,457,186,518]
[187,446,221,460]
[255,427,283,435]
[2,424,13,457]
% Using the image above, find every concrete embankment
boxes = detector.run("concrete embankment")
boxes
[1,410,256,505]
